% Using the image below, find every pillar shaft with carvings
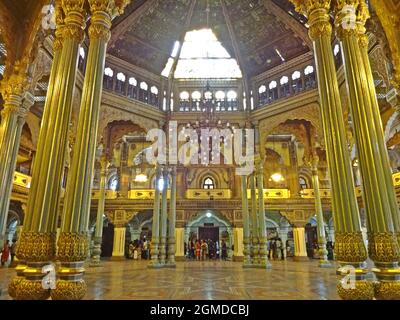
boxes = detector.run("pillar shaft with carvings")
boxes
[256,162,271,269]
[241,175,251,267]
[334,0,400,299]
[290,0,373,300]
[167,166,176,267]
[159,167,168,265]
[311,155,330,267]
[52,0,129,300]
[12,0,87,300]
[0,78,32,243]
[149,166,161,268]
[249,173,259,265]
[91,155,109,266]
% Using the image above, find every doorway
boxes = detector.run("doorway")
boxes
[198,226,219,243]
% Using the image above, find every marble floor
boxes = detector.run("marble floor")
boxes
[0,259,340,300]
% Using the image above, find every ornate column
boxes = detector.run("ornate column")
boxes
[278,227,289,259]
[52,0,128,300]
[174,227,185,260]
[11,1,86,300]
[0,85,32,243]
[166,166,176,267]
[256,161,271,269]
[311,155,330,268]
[293,227,308,259]
[290,0,373,300]
[159,167,168,265]
[233,227,244,261]
[334,0,400,300]
[148,166,161,268]
[90,155,110,266]
[111,224,126,259]
[249,173,259,266]
[241,175,251,267]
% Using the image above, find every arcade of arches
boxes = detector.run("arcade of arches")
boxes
[0,0,400,300]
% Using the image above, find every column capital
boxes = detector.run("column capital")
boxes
[334,0,363,39]
[0,60,29,101]
[291,0,332,41]
[61,0,86,43]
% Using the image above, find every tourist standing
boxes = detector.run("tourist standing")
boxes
[1,240,10,267]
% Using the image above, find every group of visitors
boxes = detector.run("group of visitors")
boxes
[185,239,228,261]
[306,240,335,260]
[1,240,17,267]
[267,238,285,260]
[127,238,150,260]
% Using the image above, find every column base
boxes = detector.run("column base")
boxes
[257,262,272,270]
[16,278,51,300]
[374,280,400,300]
[318,260,332,268]
[164,263,176,268]
[89,258,101,267]
[293,256,309,262]
[110,256,125,261]
[175,256,185,262]
[8,263,27,298]
[51,279,87,300]
[147,261,163,268]
[233,256,244,262]
[336,279,374,300]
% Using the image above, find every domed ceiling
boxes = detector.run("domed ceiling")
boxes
[108,0,311,79]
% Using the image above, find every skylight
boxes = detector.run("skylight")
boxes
[162,29,242,79]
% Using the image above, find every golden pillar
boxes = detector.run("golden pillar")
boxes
[311,155,330,268]
[159,167,168,265]
[241,175,251,267]
[0,68,31,243]
[149,166,162,268]
[334,0,400,299]
[249,173,259,266]
[90,155,110,266]
[256,162,271,269]
[11,1,86,300]
[52,0,128,300]
[290,0,373,299]
[166,166,177,267]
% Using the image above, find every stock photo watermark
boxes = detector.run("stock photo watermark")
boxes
[145,121,255,175]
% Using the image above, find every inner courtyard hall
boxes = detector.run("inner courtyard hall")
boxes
[0,0,400,301]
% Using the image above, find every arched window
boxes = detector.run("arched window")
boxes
[140,81,148,90]
[304,65,314,75]
[129,77,137,86]
[280,76,289,85]
[191,91,201,100]
[203,177,215,189]
[116,72,126,93]
[79,47,85,59]
[258,85,267,94]
[103,67,114,89]
[215,91,225,100]
[104,67,114,77]
[180,91,190,100]
[299,177,308,189]
[333,44,340,56]
[292,71,301,80]
[269,80,278,101]
[150,86,159,95]
[227,90,237,101]
[109,176,118,191]
[269,80,277,89]
[117,72,126,82]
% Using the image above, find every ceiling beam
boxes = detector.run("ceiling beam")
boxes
[263,0,312,50]
[253,34,290,54]
[109,0,158,48]
[167,0,197,79]
[123,33,170,56]
[220,0,251,99]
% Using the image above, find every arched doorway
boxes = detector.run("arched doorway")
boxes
[185,210,233,257]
